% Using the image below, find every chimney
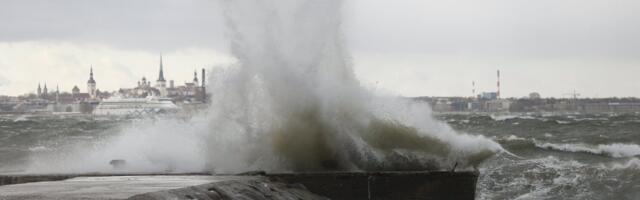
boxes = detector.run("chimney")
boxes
[472,81,476,98]
[497,70,501,99]
[202,68,206,102]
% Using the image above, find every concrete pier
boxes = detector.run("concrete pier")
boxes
[0,175,253,200]
[266,171,479,200]
[0,171,479,200]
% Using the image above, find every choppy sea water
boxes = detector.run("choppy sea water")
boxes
[0,113,639,199]
[438,113,640,200]
[0,114,127,173]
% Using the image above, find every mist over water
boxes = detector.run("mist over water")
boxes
[199,0,500,172]
[19,0,501,174]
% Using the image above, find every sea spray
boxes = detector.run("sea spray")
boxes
[23,0,501,174]
[200,0,501,172]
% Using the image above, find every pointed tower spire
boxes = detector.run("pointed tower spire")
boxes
[43,83,48,96]
[88,65,96,84]
[87,66,97,99]
[158,54,166,82]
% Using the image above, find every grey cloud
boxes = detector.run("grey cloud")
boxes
[3,0,639,58]
[346,0,640,59]
[0,0,226,52]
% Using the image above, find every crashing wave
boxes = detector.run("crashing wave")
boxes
[22,0,502,174]
[603,158,640,170]
[535,142,640,158]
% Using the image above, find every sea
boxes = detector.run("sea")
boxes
[0,113,639,199]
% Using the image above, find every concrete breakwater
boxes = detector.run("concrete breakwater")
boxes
[0,171,479,200]
[266,171,479,200]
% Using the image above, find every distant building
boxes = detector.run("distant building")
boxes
[484,99,511,112]
[117,55,206,103]
[72,86,80,94]
[480,92,498,100]
[529,92,541,99]
[17,56,205,114]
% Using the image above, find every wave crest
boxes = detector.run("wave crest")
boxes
[535,142,640,158]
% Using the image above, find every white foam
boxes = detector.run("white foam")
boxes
[13,115,29,122]
[24,0,502,174]
[478,156,588,200]
[600,158,640,170]
[536,142,640,158]
[505,135,526,141]
[28,146,49,152]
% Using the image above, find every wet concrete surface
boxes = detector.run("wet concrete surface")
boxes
[0,171,479,200]
[0,176,253,200]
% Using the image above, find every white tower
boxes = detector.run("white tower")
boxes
[87,66,97,99]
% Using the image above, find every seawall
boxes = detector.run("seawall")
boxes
[0,171,479,200]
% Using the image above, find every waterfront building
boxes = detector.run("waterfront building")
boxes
[117,56,206,103]
[529,92,541,99]
[16,56,205,114]
[480,92,498,100]
[483,99,511,112]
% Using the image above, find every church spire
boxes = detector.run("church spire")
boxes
[43,83,48,96]
[158,54,166,82]
[88,66,96,84]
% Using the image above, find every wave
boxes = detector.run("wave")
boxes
[611,158,640,170]
[535,142,640,158]
[490,114,536,121]
[28,146,50,152]
[13,115,31,122]
[504,135,527,141]
[22,0,502,174]
[478,156,589,200]
[597,158,640,170]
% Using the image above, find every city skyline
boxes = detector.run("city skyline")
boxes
[13,55,208,96]
[1,0,640,98]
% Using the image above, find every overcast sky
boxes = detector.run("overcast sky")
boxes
[1,0,639,98]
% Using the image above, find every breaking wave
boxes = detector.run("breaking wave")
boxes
[606,158,640,170]
[22,0,502,174]
[535,142,640,158]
